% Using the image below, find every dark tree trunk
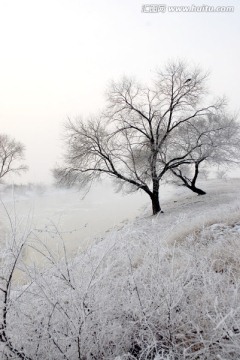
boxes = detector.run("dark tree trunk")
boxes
[188,184,206,195]
[150,190,161,215]
[140,182,162,215]
[189,162,206,195]
[190,162,206,195]
[171,163,206,196]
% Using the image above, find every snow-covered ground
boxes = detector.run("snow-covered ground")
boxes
[1,178,240,359]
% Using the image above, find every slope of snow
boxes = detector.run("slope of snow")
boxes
[1,178,240,359]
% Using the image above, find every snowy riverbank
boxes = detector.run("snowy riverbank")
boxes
[1,178,240,359]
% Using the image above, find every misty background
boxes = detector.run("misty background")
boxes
[0,0,239,184]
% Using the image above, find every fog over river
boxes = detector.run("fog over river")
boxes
[0,182,154,265]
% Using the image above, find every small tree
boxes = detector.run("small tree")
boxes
[54,61,224,215]
[169,113,240,195]
[0,134,28,182]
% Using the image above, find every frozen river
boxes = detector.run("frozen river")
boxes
[0,178,237,270]
[0,183,149,264]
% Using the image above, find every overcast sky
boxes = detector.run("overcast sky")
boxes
[0,0,239,184]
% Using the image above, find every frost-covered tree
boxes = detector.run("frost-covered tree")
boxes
[54,61,224,214]
[169,113,240,195]
[0,134,28,182]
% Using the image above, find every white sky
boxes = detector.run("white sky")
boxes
[0,0,239,184]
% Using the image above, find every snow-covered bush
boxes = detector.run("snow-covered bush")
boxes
[1,184,240,359]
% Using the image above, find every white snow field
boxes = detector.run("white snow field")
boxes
[1,178,240,359]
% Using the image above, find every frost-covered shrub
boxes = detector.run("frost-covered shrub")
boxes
[1,200,240,359]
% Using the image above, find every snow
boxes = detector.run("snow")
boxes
[1,178,240,359]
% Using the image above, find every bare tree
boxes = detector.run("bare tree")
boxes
[169,112,240,195]
[0,134,28,182]
[54,61,224,214]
